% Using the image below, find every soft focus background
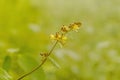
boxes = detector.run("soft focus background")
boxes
[0,0,120,80]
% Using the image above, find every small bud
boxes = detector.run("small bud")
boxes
[55,32,61,40]
[40,52,48,57]
[62,36,67,41]
[50,34,55,40]
[69,22,82,32]
[61,25,70,33]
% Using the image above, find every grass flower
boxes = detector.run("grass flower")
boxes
[50,32,67,45]
[69,22,81,32]
[50,32,62,40]
[61,25,70,33]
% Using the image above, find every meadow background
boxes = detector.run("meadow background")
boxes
[0,0,120,80]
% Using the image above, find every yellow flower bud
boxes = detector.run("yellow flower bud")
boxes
[62,36,67,40]
[69,22,81,32]
[50,34,55,40]
[61,25,70,32]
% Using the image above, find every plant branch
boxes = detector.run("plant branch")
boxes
[17,41,58,80]
[17,22,81,80]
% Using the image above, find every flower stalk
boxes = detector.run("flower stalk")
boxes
[17,22,81,80]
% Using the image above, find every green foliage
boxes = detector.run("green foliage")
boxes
[18,55,45,80]
[0,68,12,80]
[2,55,11,72]
[49,57,61,69]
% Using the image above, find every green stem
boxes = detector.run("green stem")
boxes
[17,41,58,80]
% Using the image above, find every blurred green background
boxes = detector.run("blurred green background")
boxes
[0,0,120,80]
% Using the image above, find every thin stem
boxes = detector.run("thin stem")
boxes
[17,41,58,80]
[48,40,58,56]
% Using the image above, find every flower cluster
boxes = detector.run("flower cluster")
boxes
[50,22,81,45]
[69,22,81,32]
[50,32,67,45]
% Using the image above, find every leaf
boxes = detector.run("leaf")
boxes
[2,55,11,72]
[18,54,46,80]
[49,57,61,69]
[0,68,12,80]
